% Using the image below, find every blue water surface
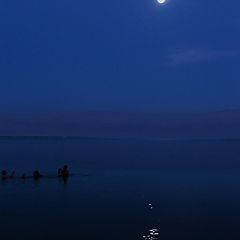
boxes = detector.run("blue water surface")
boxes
[1,138,240,240]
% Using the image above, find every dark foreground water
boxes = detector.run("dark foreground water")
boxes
[1,138,240,240]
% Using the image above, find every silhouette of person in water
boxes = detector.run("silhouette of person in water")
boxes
[1,170,7,180]
[62,165,69,177]
[21,173,26,179]
[33,170,41,180]
[58,168,62,177]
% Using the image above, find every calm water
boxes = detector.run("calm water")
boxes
[1,138,240,239]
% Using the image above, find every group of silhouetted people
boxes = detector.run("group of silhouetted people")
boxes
[58,165,69,177]
[1,165,69,180]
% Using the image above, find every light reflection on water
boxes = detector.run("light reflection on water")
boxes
[142,203,159,239]
[143,228,160,240]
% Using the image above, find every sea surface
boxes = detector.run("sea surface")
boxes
[1,137,240,239]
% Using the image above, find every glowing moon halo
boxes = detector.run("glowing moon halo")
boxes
[157,0,166,3]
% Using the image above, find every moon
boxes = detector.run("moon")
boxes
[157,0,166,3]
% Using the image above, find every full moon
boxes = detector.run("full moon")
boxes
[157,0,166,3]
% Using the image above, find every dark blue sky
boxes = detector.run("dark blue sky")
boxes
[0,0,239,113]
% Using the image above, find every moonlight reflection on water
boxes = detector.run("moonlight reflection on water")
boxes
[143,228,160,240]
[142,203,159,239]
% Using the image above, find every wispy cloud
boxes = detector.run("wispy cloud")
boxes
[165,48,237,66]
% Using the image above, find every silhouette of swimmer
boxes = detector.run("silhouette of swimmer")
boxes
[58,168,63,177]
[1,170,7,180]
[21,173,26,179]
[33,170,41,180]
[9,171,15,178]
[62,165,69,177]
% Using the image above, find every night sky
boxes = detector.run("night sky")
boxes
[0,0,239,113]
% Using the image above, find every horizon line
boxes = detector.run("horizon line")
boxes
[0,136,240,142]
